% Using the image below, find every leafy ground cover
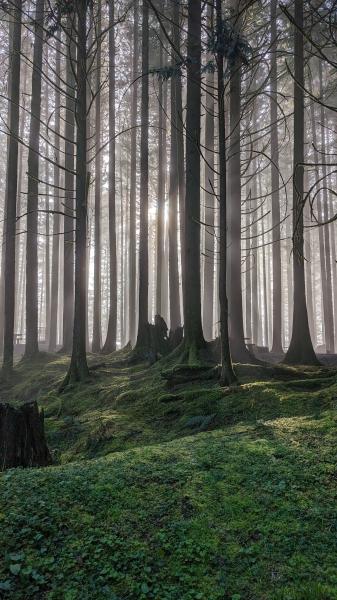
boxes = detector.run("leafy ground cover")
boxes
[1,353,337,599]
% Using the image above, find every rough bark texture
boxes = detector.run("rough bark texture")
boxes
[135,0,150,350]
[216,0,237,386]
[168,0,182,333]
[62,16,76,353]
[182,0,205,360]
[2,0,22,374]
[284,0,318,366]
[102,0,117,354]
[64,0,90,385]
[49,36,61,352]
[228,1,253,363]
[92,0,102,353]
[318,61,334,353]
[270,0,283,353]
[156,44,165,318]
[25,0,44,358]
[202,1,215,342]
[128,0,139,346]
[0,402,52,470]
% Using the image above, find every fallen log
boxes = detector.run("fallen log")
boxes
[0,402,52,470]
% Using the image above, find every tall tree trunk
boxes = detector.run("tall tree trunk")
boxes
[284,0,318,365]
[228,0,252,362]
[49,36,61,352]
[62,14,76,353]
[251,172,259,345]
[176,25,185,308]
[168,0,182,332]
[270,0,283,353]
[182,0,205,362]
[318,61,334,353]
[304,173,316,344]
[156,44,165,317]
[128,0,139,346]
[2,0,22,374]
[103,0,117,354]
[309,99,330,353]
[216,0,236,385]
[202,1,215,342]
[63,0,89,385]
[92,0,102,353]
[14,58,27,339]
[135,0,150,350]
[25,0,44,358]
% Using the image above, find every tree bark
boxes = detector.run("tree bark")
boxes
[102,0,117,354]
[228,1,253,363]
[2,0,22,374]
[49,36,61,352]
[128,0,139,347]
[284,0,318,365]
[135,0,150,350]
[156,44,165,318]
[0,402,51,470]
[62,15,76,353]
[270,0,283,353]
[216,0,237,385]
[92,0,102,353]
[202,1,215,342]
[182,0,205,362]
[168,0,182,333]
[63,0,90,385]
[25,0,44,359]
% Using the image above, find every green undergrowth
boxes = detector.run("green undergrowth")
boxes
[1,353,337,598]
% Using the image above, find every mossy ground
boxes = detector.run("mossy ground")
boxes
[1,352,337,599]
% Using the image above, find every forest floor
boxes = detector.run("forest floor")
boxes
[1,352,337,599]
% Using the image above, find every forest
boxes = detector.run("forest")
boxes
[1,0,337,598]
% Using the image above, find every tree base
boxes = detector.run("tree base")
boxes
[130,317,176,365]
[60,356,90,391]
[0,402,52,470]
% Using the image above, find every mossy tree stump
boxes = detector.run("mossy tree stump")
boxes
[0,402,52,470]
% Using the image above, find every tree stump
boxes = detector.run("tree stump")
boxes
[0,402,52,470]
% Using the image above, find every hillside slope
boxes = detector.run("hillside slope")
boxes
[1,354,337,599]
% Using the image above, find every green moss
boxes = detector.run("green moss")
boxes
[1,354,337,598]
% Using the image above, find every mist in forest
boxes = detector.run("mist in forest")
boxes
[1,1,337,597]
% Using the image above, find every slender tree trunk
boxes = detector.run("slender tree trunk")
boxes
[318,61,334,352]
[25,0,44,358]
[49,36,61,352]
[245,206,252,344]
[135,0,150,350]
[304,173,315,344]
[309,99,330,353]
[284,0,318,365]
[261,203,269,348]
[62,15,76,353]
[251,172,259,345]
[202,1,215,342]
[168,0,182,332]
[217,0,236,385]
[228,1,252,362]
[128,0,139,346]
[102,0,117,353]
[14,58,27,339]
[182,0,205,362]
[2,0,22,374]
[92,0,102,353]
[176,43,185,306]
[64,0,89,385]
[270,0,283,353]
[156,44,165,317]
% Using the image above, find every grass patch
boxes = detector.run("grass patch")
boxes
[1,354,337,598]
